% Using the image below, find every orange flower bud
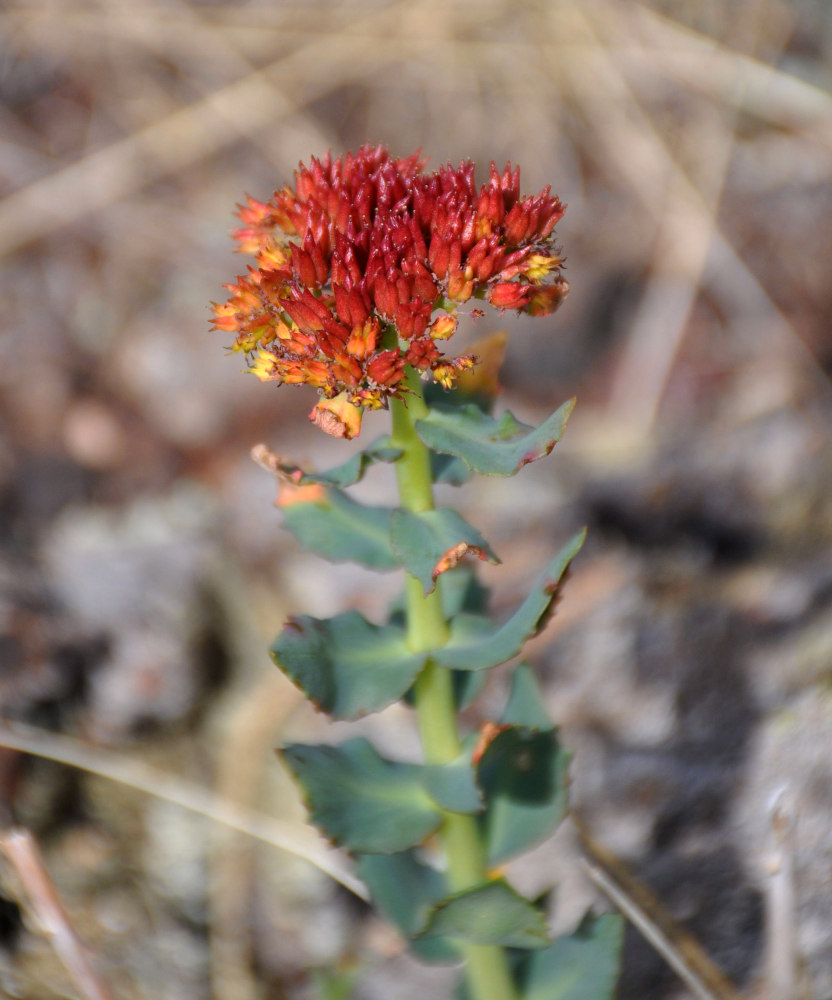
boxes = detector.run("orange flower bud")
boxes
[211,302,239,333]
[256,242,288,271]
[428,314,457,341]
[447,267,474,303]
[345,319,380,360]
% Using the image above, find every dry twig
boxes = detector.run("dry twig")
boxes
[765,788,801,1000]
[576,816,741,1000]
[0,720,368,902]
[0,827,117,1000]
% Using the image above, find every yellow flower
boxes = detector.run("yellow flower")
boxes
[249,348,276,381]
[524,253,562,283]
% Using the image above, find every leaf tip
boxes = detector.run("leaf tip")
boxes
[518,448,546,469]
[432,542,497,581]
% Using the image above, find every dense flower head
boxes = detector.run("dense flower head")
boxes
[213,144,568,435]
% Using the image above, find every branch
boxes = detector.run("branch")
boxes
[0,827,116,1000]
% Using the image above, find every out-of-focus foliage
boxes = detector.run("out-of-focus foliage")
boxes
[2,2,832,999]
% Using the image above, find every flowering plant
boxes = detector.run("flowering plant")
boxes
[215,146,622,1000]
[213,145,567,438]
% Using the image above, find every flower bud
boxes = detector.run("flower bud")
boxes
[428,314,457,341]
[366,350,405,388]
[250,348,278,382]
[345,319,379,360]
[256,242,289,271]
[489,282,531,311]
[524,253,562,283]
[524,280,569,317]
[447,267,474,303]
[431,363,457,389]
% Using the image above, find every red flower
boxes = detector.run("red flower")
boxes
[213,145,567,435]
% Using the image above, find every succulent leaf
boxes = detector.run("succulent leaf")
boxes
[281,487,398,569]
[432,452,474,485]
[423,746,484,815]
[518,914,623,1000]
[392,509,499,595]
[414,399,574,477]
[281,739,441,854]
[419,879,549,949]
[501,665,555,731]
[271,612,426,719]
[274,437,402,488]
[356,852,460,963]
[435,530,586,671]
[477,727,569,866]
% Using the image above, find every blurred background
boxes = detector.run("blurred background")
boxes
[1,1,832,998]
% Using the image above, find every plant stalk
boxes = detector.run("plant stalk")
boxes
[390,368,518,1000]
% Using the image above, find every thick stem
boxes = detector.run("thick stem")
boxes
[390,368,518,1000]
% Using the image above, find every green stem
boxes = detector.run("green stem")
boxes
[390,368,519,1000]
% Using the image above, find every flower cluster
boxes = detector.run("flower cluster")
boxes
[213,144,567,436]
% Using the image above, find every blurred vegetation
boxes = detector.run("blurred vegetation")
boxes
[1,2,831,999]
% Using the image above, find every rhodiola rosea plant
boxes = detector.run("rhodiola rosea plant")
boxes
[213,144,623,1000]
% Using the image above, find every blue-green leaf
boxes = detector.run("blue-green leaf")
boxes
[519,914,623,1000]
[281,739,441,854]
[419,879,549,949]
[271,612,426,720]
[423,746,483,815]
[414,399,574,477]
[274,437,401,489]
[453,671,489,711]
[432,452,474,485]
[435,531,586,671]
[478,727,570,866]
[356,852,460,963]
[502,665,555,731]
[282,488,398,570]
[391,509,499,595]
